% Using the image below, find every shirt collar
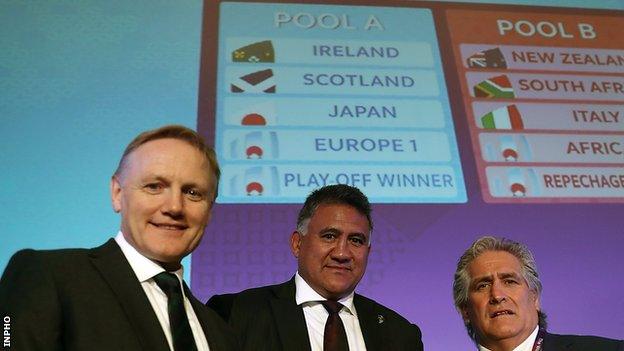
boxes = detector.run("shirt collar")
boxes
[477,325,539,351]
[114,231,184,282]
[294,271,356,315]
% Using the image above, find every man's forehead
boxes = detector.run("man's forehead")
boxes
[122,139,211,179]
[314,203,369,222]
[469,251,523,275]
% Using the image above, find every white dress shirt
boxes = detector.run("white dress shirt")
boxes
[478,326,539,351]
[115,232,210,351]
[295,271,367,351]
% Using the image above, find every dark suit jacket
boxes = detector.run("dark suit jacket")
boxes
[206,278,423,351]
[543,332,624,351]
[0,239,238,351]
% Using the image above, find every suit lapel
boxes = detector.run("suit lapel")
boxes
[354,294,383,351]
[89,239,170,351]
[269,279,312,351]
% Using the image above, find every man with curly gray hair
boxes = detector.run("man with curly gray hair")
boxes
[453,236,623,351]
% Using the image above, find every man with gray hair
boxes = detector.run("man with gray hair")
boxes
[207,184,423,351]
[453,236,623,351]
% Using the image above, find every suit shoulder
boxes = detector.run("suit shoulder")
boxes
[3,247,89,274]
[10,247,88,259]
[547,333,624,350]
[236,283,280,299]
[355,294,414,326]
[206,282,284,321]
[355,294,424,350]
[227,281,287,303]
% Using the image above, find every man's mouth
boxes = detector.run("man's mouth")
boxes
[326,265,351,271]
[151,222,188,230]
[490,310,514,318]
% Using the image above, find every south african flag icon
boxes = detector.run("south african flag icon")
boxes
[473,75,515,99]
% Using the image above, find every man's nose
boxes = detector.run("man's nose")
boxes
[331,237,352,262]
[162,189,184,217]
[488,281,507,304]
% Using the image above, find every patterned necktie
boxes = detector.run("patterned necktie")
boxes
[321,300,349,351]
[153,272,198,351]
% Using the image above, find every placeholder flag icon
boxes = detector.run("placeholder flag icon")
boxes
[226,166,280,196]
[473,75,515,99]
[481,134,532,162]
[467,48,507,69]
[507,168,540,197]
[231,69,276,93]
[499,135,519,162]
[481,105,524,130]
[508,168,527,197]
[488,167,541,198]
[232,40,275,63]
[228,131,279,160]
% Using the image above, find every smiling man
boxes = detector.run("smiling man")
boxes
[0,125,237,351]
[453,236,623,351]
[207,184,423,351]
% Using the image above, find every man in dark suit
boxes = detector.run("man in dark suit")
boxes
[453,236,623,351]
[207,184,423,351]
[0,125,237,350]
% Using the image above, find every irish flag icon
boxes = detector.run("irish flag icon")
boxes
[232,40,275,63]
[481,105,524,130]
[473,75,515,99]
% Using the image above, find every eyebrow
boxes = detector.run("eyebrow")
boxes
[319,227,343,235]
[144,175,208,189]
[471,272,522,285]
[498,272,521,280]
[319,227,368,237]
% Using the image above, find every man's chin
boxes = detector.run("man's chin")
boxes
[147,250,186,268]
[154,257,184,270]
[323,282,356,299]
[482,326,524,343]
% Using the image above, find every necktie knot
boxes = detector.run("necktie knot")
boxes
[321,300,344,315]
[153,272,181,297]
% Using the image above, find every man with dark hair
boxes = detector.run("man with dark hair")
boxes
[207,184,423,351]
[453,236,623,351]
[0,125,237,350]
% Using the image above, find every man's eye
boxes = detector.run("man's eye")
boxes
[321,233,337,240]
[349,236,366,246]
[476,282,489,290]
[184,188,205,201]
[504,279,518,285]
[144,183,163,193]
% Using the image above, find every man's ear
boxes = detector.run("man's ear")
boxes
[290,231,302,258]
[110,175,123,213]
[532,290,540,311]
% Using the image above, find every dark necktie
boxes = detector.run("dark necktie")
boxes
[321,300,349,351]
[153,272,198,351]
